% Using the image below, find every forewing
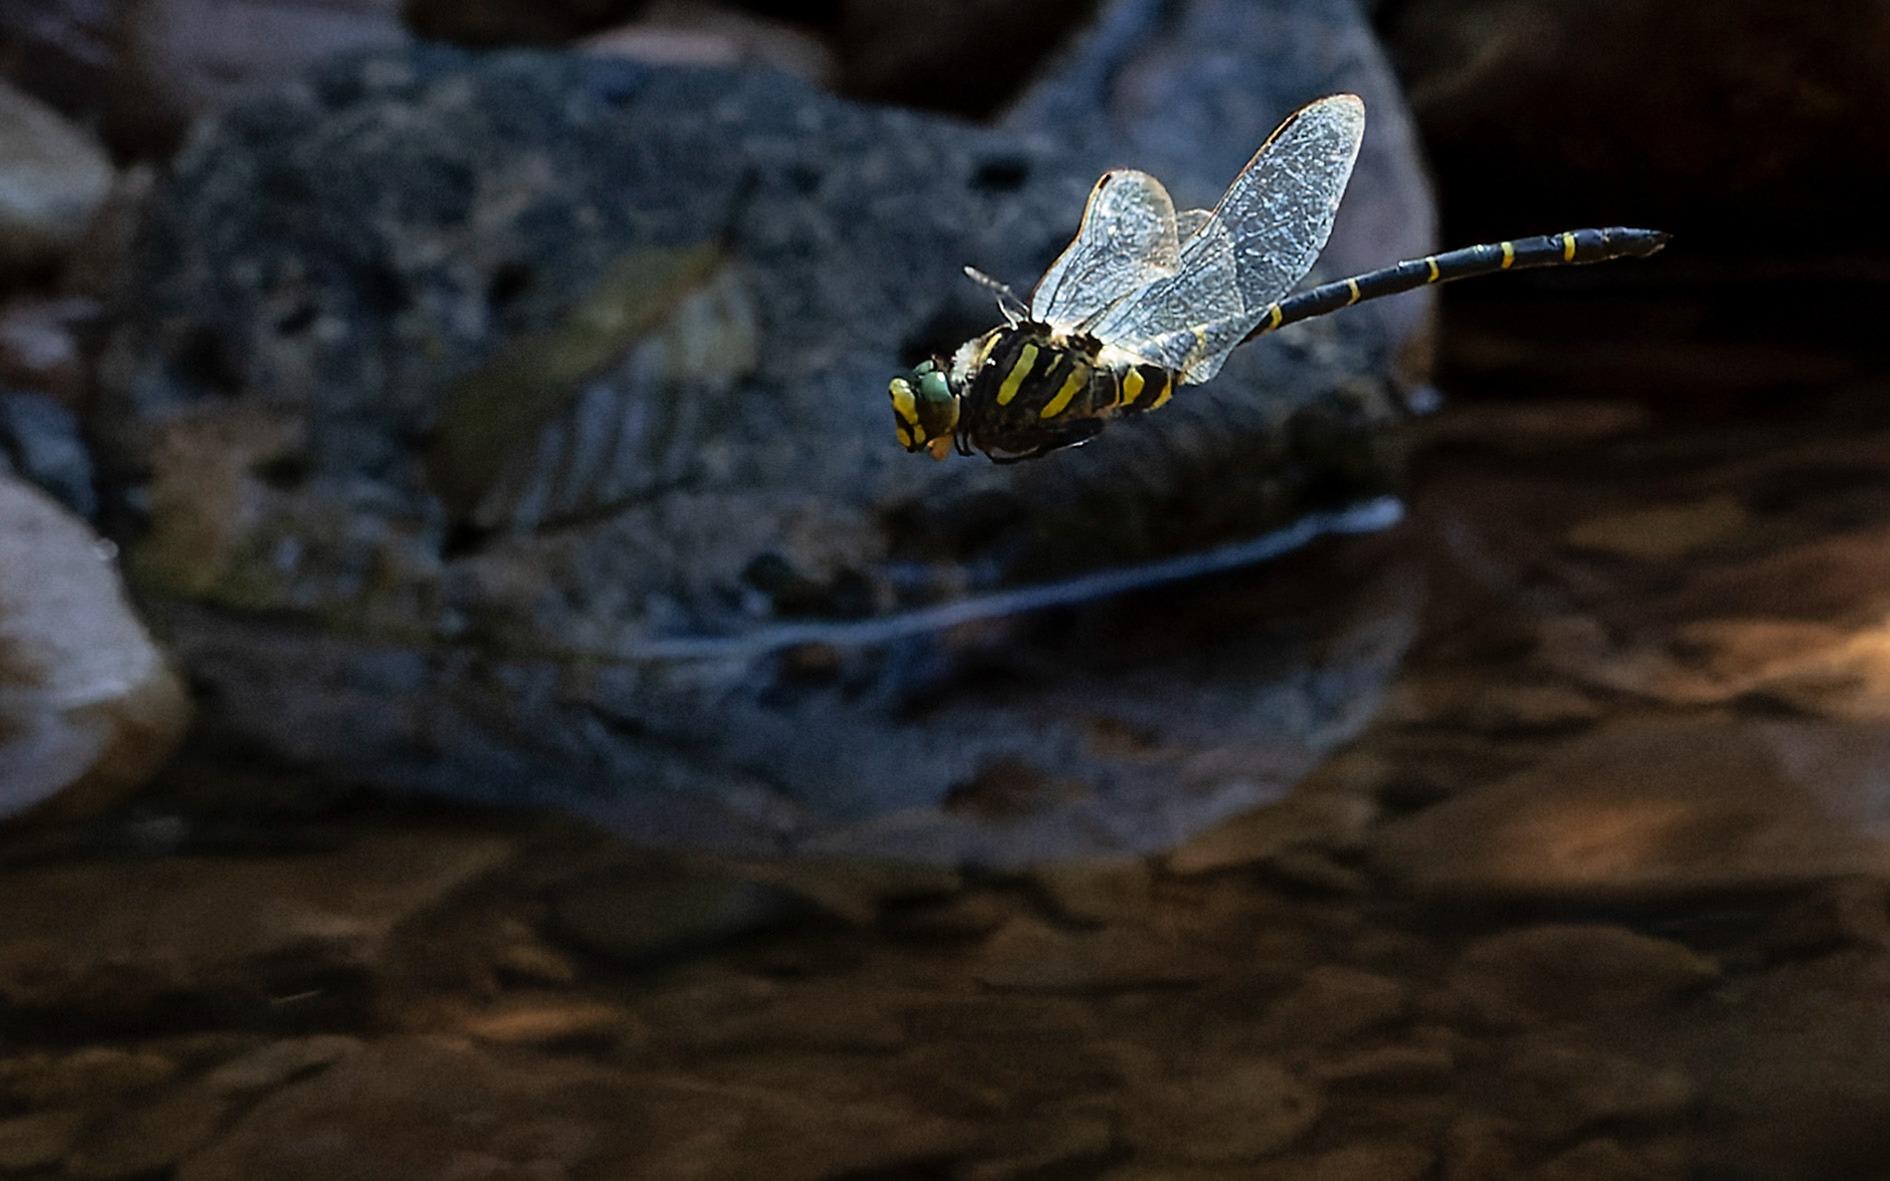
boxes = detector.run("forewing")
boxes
[1089,95,1366,382]
[1088,218,1243,372]
[1029,169,1181,329]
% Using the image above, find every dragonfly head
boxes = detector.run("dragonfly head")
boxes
[888,358,960,460]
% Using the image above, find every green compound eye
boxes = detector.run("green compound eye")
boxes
[918,368,952,403]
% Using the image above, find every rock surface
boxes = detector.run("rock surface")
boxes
[0,79,113,280]
[93,0,1432,860]
[0,387,96,516]
[178,1036,983,1181]
[0,828,509,1018]
[0,474,188,820]
[1375,719,1890,900]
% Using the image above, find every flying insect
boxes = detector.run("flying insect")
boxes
[888,94,1668,463]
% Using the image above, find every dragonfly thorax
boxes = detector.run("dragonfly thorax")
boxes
[928,323,1173,462]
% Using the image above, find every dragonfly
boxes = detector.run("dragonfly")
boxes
[888,93,1668,463]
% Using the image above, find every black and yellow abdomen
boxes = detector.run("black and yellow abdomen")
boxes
[959,325,1175,461]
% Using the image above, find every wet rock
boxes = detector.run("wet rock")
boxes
[1643,954,1890,1181]
[0,298,94,408]
[692,980,906,1052]
[0,1046,177,1107]
[62,165,157,300]
[1563,495,1751,562]
[65,1091,229,1180]
[0,1108,85,1171]
[964,1105,1114,1180]
[0,79,112,280]
[900,1034,1118,1120]
[0,831,510,1019]
[1384,673,1605,735]
[178,1037,979,1181]
[1029,856,1152,924]
[1262,1142,1435,1181]
[0,475,189,820]
[0,387,95,516]
[460,996,633,1046]
[1310,1042,1454,1089]
[1526,1138,1677,1181]
[1118,1052,1322,1164]
[973,916,1214,992]
[551,870,819,966]
[1441,1115,1522,1181]
[881,891,1015,941]
[1447,924,1719,1028]
[1168,789,1378,876]
[729,855,963,925]
[1499,1040,1695,1141]
[199,1036,364,1094]
[94,1,1430,861]
[1257,965,1406,1046]
[1375,719,1890,900]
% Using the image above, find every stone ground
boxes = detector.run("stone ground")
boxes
[4,289,1889,1179]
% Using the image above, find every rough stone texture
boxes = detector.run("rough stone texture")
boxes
[1447,925,1719,1028]
[1258,965,1406,1046]
[93,0,1431,861]
[198,1036,363,1094]
[0,830,510,1019]
[0,1108,86,1172]
[1497,1040,1695,1142]
[0,387,96,516]
[0,474,189,820]
[0,1046,177,1107]
[177,1037,983,1181]
[972,916,1214,992]
[1118,1053,1323,1164]
[0,298,95,409]
[550,870,819,965]
[0,78,113,280]
[1374,719,1890,900]
[65,1091,229,1180]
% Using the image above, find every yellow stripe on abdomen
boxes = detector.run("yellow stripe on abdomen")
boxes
[1121,368,1147,406]
[1148,370,1174,410]
[1039,364,1088,419]
[996,343,1038,405]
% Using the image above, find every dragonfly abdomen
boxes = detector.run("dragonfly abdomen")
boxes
[1248,226,1670,341]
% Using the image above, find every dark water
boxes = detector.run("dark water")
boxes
[3,283,1887,1180]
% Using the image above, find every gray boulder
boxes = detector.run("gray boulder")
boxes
[94,0,1433,863]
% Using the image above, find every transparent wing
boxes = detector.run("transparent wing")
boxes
[1029,169,1181,330]
[1090,94,1366,383]
[1174,208,1213,239]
